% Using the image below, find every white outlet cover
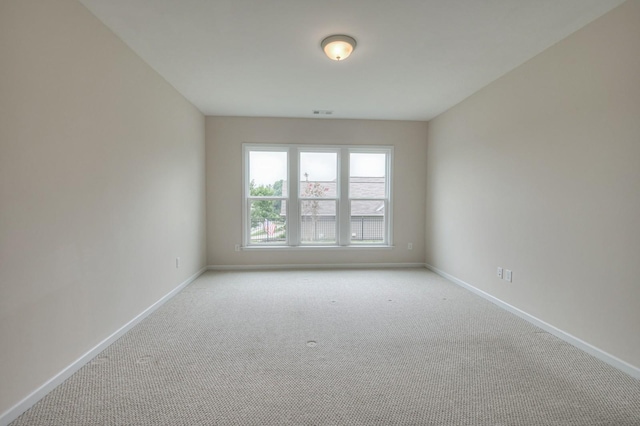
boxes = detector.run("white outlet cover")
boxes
[497,267,503,279]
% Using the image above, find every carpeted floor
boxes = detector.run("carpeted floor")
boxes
[11,269,640,425]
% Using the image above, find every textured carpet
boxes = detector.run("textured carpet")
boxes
[12,269,640,425]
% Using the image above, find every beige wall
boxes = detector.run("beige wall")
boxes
[426,0,640,369]
[206,117,427,267]
[0,0,206,415]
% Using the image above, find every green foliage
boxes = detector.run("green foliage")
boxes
[249,180,274,197]
[249,180,282,228]
[272,179,283,213]
[272,179,283,196]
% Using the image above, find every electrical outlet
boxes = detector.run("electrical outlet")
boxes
[497,267,503,279]
[234,244,240,252]
[505,269,512,282]
[407,242,413,250]
[176,257,180,268]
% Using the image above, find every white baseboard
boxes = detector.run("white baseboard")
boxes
[208,262,426,271]
[424,263,640,379]
[0,266,207,426]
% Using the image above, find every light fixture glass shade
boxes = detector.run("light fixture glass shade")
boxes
[321,35,356,61]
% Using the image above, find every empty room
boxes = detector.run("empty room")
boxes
[1,0,639,424]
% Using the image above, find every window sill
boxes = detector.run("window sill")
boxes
[241,245,394,251]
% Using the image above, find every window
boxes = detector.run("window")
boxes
[246,149,288,245]
[243,144,392,248]
[349,152,388,244]
[299,151,338,244]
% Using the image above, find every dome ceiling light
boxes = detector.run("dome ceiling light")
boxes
[321,35,357,61]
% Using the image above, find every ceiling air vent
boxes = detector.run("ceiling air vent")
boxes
[313,110,333,115]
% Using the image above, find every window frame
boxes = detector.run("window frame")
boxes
[242,143,393,249]
[243,146,290,246]
[298,148,340,246]
[348,147,393,246]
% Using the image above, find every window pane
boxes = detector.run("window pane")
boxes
[249,151,287,196]
[300,200,336,244]
[249,200,287,244]
[350,200,385,243]
[300,152,337,198]
[349,153,386,198]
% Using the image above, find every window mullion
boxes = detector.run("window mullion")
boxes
[386,148,393,246]
[338,147,350,245]
[288,147,299,245]
[242,146,249,247]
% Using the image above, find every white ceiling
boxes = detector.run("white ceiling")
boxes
[78,0,625,121]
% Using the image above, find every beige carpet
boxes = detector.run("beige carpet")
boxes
[12,269,640,425]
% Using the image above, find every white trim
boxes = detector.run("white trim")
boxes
[288,147,298,245]
[240,244,395,251]
[208,263,425,271]
[242,143,393,248]
[424,263,640,379]
[0,267,208,426]
[338,147,350,245]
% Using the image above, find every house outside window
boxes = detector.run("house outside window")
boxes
[243,144,392,248]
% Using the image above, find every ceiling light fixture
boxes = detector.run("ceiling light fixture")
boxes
[321,35,356,61]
